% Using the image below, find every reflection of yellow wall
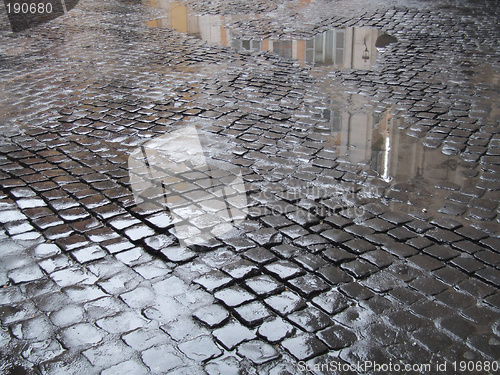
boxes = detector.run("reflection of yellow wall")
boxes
[171,2,188,33]
[220,16,228,46]
[261,40,270,52]
[296,40,305,61]
[146,19,160,28]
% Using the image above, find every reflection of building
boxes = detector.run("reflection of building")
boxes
[317,95,465,185]
[237,27,380,69]
[144,0,393,69]
[315,96,379,165]
[382,121,466,186]
[145,1,234,45]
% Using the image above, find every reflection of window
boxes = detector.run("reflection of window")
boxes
[308,29,346,66]
[335,30,345,65]
[231,33,242,50]
[324,30,334,65]
[273,40,292,59]
[251,40,261,51]
[315,33,324,62]
[305,39,314,62]
[239,40,261,51]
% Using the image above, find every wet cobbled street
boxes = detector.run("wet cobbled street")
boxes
[0,0,499,373]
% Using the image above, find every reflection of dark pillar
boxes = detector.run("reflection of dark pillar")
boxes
[3,0,76,32]
[64,0,79,11]
[347,114,351,151]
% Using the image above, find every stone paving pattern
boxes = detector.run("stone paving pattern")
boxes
[0,0,499,373]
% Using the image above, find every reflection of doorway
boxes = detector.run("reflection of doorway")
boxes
[326,109,341,132]
[314,106,341,132]
[171,1,188,32]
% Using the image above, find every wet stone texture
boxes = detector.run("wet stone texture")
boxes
[0,0,499,373]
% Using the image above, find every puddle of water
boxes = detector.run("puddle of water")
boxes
[308,94,475,185]
[144,1,396,69]
[470,64,500,125]
[303,94,481,221]
[230,27,394,69]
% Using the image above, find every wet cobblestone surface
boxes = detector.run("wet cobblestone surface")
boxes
[0,0,499,373]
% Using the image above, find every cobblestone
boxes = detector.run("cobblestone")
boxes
[0,0,499,372]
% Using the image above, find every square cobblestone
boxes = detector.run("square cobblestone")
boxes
[287,275,330,298]
[213,321,257,350]
[281,334,328,361]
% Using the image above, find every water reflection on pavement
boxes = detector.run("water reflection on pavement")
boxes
[146,0,396,68]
